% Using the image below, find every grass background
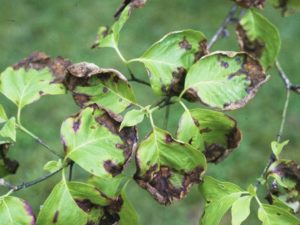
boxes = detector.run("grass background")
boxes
[0,0,300,224]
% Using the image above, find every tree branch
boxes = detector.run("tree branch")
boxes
[0,167,63,192]
[207,5,238,50]
[275,60,300,95]
[127,68,150,86]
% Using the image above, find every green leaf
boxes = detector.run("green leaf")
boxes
[120,109,145,130]
[258,204,300,225]
[231,195,252,225]
[119,192,139,225]
[89,174,129,198]
[183,51,267,110]
[0,196,35,225]
[93,6,130,51]
[135,127,206,205]
[133,30,207,95]
[0,143,19,178]
[177,108,241,163]
[271,140,289,159]
[0,104,7,123]
[0,56,67,109]
[65,63,136,114]
[37,181,88,225]
[43,160,62,173]
[237,10,281,70]
[199,176,245,225]
[0,118,16,142]
[61,106,137,178]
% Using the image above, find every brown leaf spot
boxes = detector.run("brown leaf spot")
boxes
[165,134,174,143]
[168,67,187,96]
[104,160,123,177]
[233,0,265,9]
[194,40,208,62]
[236,25,265,61]
[135,166,204,205]
[0,143,19,174]
[76,199,99,213]
[200,127,212,134]
[114,0,146,18]
[72,119,81,132]
[179,37,192,50]
[13,52,72,83]
[52,211,59,223]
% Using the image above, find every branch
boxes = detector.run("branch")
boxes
[207,5,238,50]
[127,68,151,86]
[275,60,300,95]
[0,167,63,192]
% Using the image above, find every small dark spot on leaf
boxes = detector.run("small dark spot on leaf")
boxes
[200,127,212,134]
[52,211,59,223]
[73,119,81,132]
[104,160,122,177]
[221,61,229,68]
[102,87,109,93]
[165,134,173,143]
[179,37,192,50]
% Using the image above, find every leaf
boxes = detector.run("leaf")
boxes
[119,192,139,225]
[43,160,62,173]
[37,181,88,225]
[183,51,267,110]
[61,105,137,178]
[0,143,19,177]
[233,0,265,8]
[0,118,16,142]
[199,176,245,225]
[92,6,130,50]
[65,62,136,114]
[258,204,300,225]
[271,140,289,159]
[133,30,207,95]
[89,174,129,198]
[134,127,206,205]
[120,109,145,130]
[231,195,252,225]
[268,160,300,191]
[237,10,281,70]
[37,180,136,225]
[0,104,7,123]
[177,108,241,163]
[0,196,35,225]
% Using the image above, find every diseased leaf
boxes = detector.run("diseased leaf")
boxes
[133,30,207,95]
[0,52,70,109]
[183,51,267,110]
[237,10,281,70]
[0,196,35,225]
[0,104,7,123]
[271,140,289,159]
[267,159,300,212]
[89,174,129,198]
[177,108,241,163]
[199,176,245,225]
[233,0,265,8]
[134,127,206,205]
[0,143,19,177]
[258,204,300,225]
[120,109,145,130]
[37,181,88,225]
[43,160,62,173]
[0,118,16,142]
[61,105,137,178]
[115,0,147,18]
[92,6,130,50]
[65,62,136,114]
[231,195,252,225]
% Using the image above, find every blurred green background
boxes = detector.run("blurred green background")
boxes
[0,0,300,224]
